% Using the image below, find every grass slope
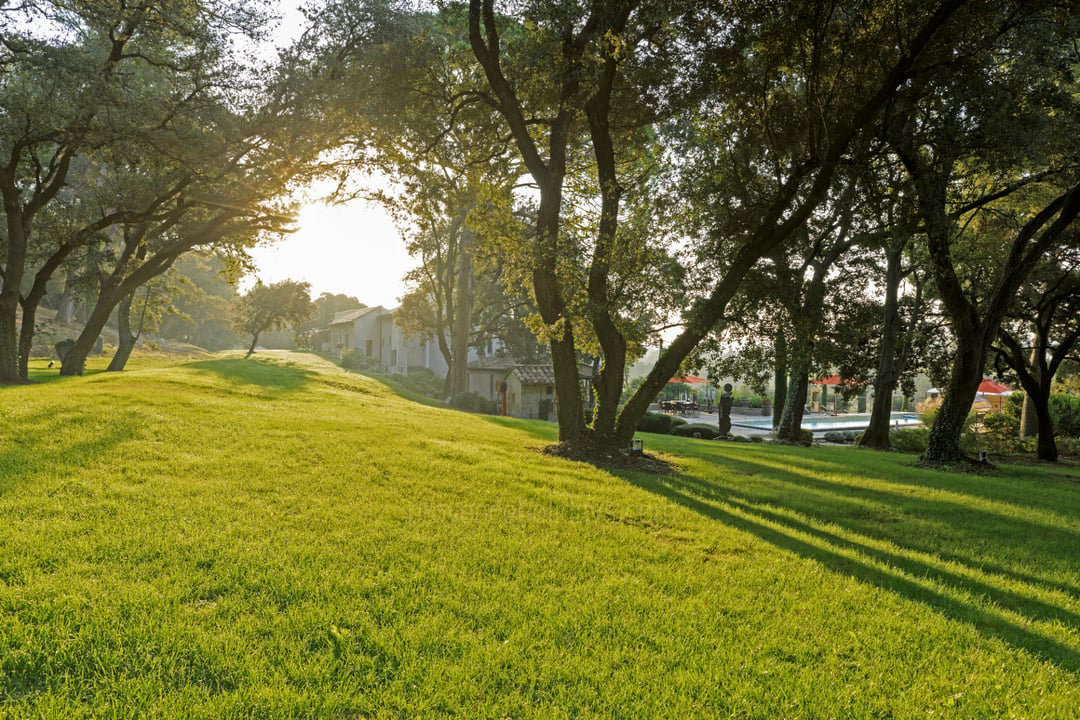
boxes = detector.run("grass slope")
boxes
[2,352,1080,718]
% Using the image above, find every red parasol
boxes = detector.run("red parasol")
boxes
[668,375,709,384]
[977,378,1011,395]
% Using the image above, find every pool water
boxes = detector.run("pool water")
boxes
[732,413,921,433]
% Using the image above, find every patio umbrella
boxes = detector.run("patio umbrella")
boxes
[977,378,1011,410]
[977,378,1012,395]
[668,375,709,384]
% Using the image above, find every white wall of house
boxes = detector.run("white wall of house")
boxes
[332,306,509,381]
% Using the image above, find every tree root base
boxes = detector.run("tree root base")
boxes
[539,441,678,474]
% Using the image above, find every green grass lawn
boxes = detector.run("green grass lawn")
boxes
[3,351,1080,718]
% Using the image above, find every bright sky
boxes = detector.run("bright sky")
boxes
[243,2,415,309]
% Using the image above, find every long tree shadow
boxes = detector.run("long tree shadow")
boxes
[620,464,1080,673]
[728,445,1080,517]
[697,451,1080,596]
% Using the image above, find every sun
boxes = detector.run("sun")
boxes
[246,196,414,308]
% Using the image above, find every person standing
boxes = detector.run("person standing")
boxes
[719,383,734,437]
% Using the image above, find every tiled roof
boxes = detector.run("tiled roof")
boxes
[468,356,517,371]
[512,364,556,385]
[328,306,380,325]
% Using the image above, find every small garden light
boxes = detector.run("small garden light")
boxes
[630,439,643,456]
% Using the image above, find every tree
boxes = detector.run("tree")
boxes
[234,280,316,357]
[467,0,662,444]
[770,186,863,441]
[2,0,306,382]
[992,250,1080,461]
[293,292,364,349]
[158,252,241,351]
[887,7,1080,464]
[107,268,186,372]
[316,0,979,450]
[300,2,522,396]
[614,0,978,449]
[0,0,290,381]
[855,160,929,449]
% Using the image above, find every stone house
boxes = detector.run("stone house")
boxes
[328,306,447,377]
[504,364,558,420]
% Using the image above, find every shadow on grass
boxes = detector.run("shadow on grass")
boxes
[620,455,1080,674]
[186,358,316,392]
[0,409,138,495]
[481,415,560,440]
[695,451,1080,593]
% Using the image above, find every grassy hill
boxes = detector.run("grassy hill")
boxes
[3,352,1080,718]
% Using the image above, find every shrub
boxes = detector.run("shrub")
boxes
[890,427,929,453]
[917,401,940,428]
[1057,437,1079,457]
[341,350,381,372]
[448,392,497,415]
[1050,394,1080,438]
[339,349,365,370]
[400,367,443,398]
[637,412,687,435]
[982,412,1022,454]
[823,430,860,444]
[671,423,720,440]
[538,398,554,422]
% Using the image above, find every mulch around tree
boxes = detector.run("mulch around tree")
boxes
[538,442,679,474]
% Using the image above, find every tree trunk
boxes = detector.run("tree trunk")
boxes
[17,298,41,381]
[777,366,810,441]
[773,329,787,431]
[57,283,76,325]
[1029,391,1058,462]
[107,291,137,372]
[449,226,474,397]
[1019,348,1039,439]
[583,64,628,444]
[59,287,121,376]
[860,245,904,449]
[18,243,77,379]
[923,343,983,464]
[861,387,896,448]
[534,169,585,443]
[0,197,27,384]
[246,332,260,358]
[0,304,19,384]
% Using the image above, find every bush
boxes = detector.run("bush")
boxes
[1057,437,1079,457]
[1050,394,1080,438]
[538,398,554,422]
[982,412,1022,454]
[671,423,720,440]
[400,367,443,398]
[637,412,687,434]
[890,427,929,453]
[341,350,380,372]
[823,430,861,444]
[339,349,365,369]
[448,391,497,415]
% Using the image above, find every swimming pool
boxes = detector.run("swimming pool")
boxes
[732,413,922,434]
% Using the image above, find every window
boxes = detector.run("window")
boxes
[391,349,398,366]
[365,339,373,357]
